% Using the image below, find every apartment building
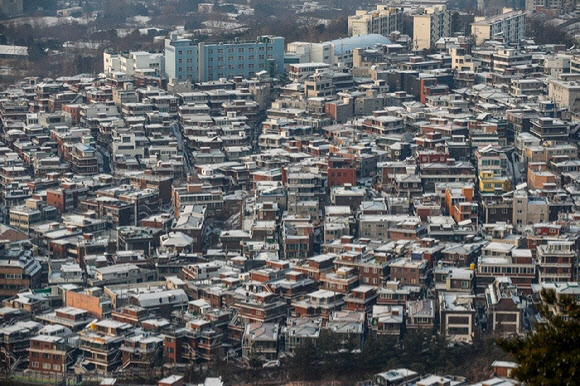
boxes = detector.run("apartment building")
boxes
[78,320,133,374]
[529,117,569,142]
[36,307,92,332]
[359,215,427,241]
[477,242,536,293]
[377,281,412,306]
[406,299,435,331]
[165,35,284,82]
[439,292,475,343]
[512,190,550,227]
[172,183,223,217]
[344,285,379,313]
[479,170,512,194]
[70,143,99,176]
[283,318,321,352]
[413,6,451,50]
[236,292,287,324]
[527,162,560,190]
[547,77,580,113]
[0,0,23,17]
[0,251,42,298]
[292,289,345,320]
[103,51,164,76]
[531,282,580,317]
[294,254,336,282]
[90,264,156,287]
[444,184,478,224]
[320,267,360,294]
[370,305,404,336]
[10,199,57,232]
[121,333,165,370]
[0,321,42,371]
[242,322,280,363]
[434,266,475,293]
[526,0,576,13]
[29,335,73,374]
[388,258,429,287]
[537,240,575,283]
[348,6,403,37]
[471,9,526,45]
[493,49,532,74]
[485,277,523,335]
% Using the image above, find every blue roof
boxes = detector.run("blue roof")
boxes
[326,34,392,56]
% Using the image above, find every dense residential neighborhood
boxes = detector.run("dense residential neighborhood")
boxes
[1,0,580,385]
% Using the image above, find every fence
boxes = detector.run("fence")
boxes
[10,367,172,385]
[10,371,102,386]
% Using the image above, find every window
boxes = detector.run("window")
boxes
[238,56,244,61]
[43,363,51,370]
[249,55,255,60]
[32,362,39,368]
[53,365,61,371]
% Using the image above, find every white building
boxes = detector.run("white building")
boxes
[413,5,451,50]
[471,9,526,45]
[287,34,392,67]
[112,132,146,159]
[103,51,164,76]
[439,292,476,343]
[548,77,580,113]
[544,53,571,76]
[286,42,334,64]
[512,189,549,227]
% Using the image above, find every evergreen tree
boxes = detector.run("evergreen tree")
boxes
[498,288,580,384]
[287,339,321,381]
